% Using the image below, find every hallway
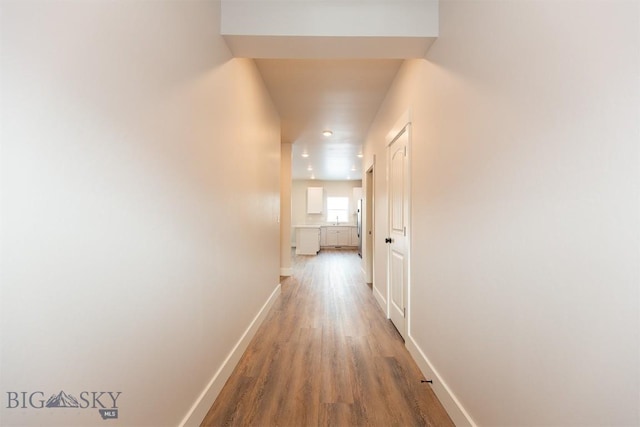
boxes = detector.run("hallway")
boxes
[201,250,453,426]
[2,2,638,426]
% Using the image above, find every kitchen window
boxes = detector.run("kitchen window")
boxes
[326,196,349,223]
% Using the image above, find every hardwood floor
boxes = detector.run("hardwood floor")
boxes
[201,249,454,427]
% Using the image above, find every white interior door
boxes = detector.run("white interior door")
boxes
[387,125,409,339]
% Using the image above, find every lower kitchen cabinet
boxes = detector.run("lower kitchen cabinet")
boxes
[320,226,357,248]
[295,226,320,255]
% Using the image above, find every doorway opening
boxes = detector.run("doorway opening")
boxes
[364,165,375,286]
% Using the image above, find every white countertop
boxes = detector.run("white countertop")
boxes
[295,224,355,228]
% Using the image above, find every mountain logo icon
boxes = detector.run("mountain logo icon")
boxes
[45,391,80,408]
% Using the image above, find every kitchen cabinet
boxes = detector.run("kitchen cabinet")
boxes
[295,226,320,255]
[350,227,360,246]
[307,187,323,214]
[353,187,363,201]
[325,228,339,246]
[337,228,351,246]
[320,226,357,248]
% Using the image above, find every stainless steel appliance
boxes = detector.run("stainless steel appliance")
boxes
[356,199,362,257]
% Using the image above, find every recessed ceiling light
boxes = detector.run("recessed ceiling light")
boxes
[301,152,309,158]
[322,130,333,137]
[357,153,363,158]
[310,175,315,180]
[351,166,356,171]
[307,165,313,171]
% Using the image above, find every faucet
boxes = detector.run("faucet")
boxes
[335,216,339,226]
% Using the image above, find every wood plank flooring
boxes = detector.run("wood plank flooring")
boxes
[201,249,454,427]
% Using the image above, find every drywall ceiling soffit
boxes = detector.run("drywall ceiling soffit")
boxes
[221,0,438,36]
[222,36,437,59]
[221,0,438,59]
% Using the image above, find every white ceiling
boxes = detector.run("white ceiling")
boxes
[255,59,402,181]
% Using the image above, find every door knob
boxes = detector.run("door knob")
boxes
[385,237,393,243]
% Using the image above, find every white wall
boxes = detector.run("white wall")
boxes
[365,1,639,425]
[291,180,362,245]
[0,2,280,426]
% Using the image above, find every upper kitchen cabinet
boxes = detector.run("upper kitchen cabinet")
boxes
[307,187,323,214]
[353,187,363,201]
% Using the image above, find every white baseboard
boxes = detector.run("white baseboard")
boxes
[405,335,476,427]
[372,284,387,315]
[178,283,282,427]
[280,267,292,276]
